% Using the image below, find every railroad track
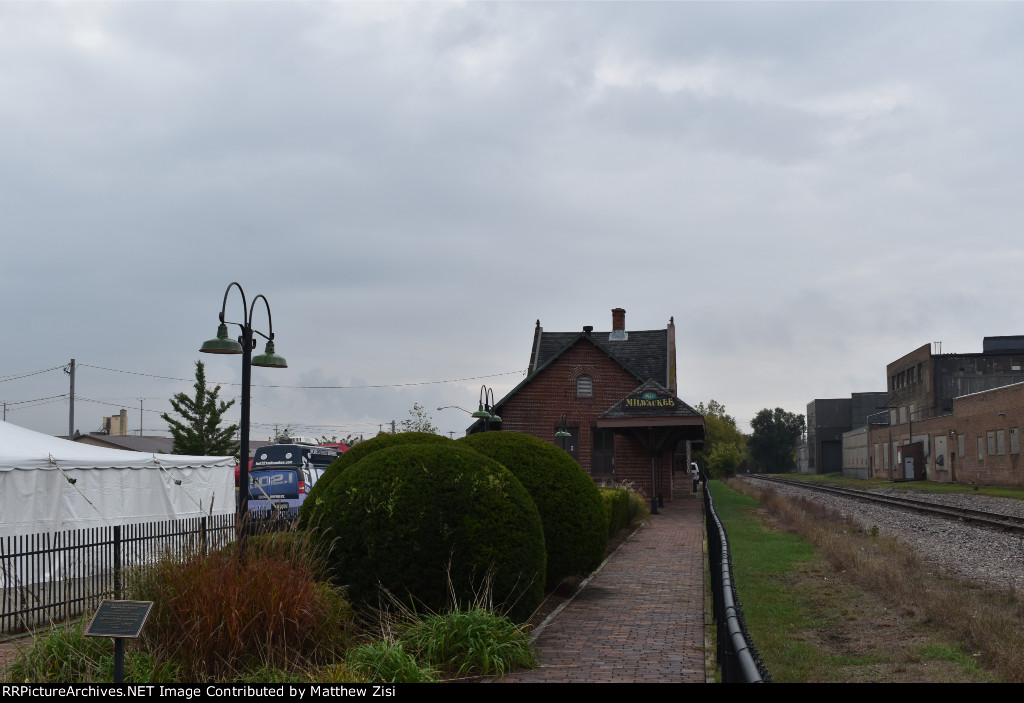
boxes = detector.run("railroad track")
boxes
[747,476,1024,535]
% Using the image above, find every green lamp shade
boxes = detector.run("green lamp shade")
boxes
[555,429,571,438]
[489,412,502,424]
[472,404,490,419]
[252,340,288,368]
[200,323,244,354]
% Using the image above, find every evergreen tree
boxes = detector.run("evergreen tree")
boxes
[161,361,240,457]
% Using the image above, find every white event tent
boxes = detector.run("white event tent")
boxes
[0,420,236,538]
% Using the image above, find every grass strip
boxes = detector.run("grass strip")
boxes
[710,480,827,681]
[710,480,1001,682]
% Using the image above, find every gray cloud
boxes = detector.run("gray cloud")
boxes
[2,2,1022,439]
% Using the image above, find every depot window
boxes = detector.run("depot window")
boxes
[576,375,593,397]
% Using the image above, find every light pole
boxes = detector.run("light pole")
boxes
[472,385,501,432]
[437,406,473,438]
[555,413,571,452]
[199,282,287,524]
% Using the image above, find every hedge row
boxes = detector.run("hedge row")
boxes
[598,488,633,538]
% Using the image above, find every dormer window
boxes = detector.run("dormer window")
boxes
[576,375,593,397]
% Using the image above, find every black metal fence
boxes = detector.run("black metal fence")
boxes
[0,513,237,636]
[704,484,771,683]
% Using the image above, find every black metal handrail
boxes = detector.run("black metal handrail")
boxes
[704,484,771,683]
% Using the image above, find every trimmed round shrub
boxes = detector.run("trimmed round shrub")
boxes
[307,443,546,623]
[458,432,608,585]
[302,432,451,523]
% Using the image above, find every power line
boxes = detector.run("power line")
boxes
[0,365,65,383]
[1,394,68,408]
[77,363,527,390]
[76,396,167,415]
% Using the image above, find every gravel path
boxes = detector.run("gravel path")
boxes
[742,477,1024,593]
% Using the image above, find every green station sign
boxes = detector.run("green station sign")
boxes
[623,389,676,410]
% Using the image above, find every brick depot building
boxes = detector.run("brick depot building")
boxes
[468,309,705,504]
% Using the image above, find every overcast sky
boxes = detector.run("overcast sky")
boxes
[2,1,1022,443]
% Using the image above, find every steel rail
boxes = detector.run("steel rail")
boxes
[750,476,1024,535]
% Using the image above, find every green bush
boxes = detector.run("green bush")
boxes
[302,432,451,522]
[458,432,607,585]
[306,443,546,623]
[598,486,649,537]
[599,487,631,537]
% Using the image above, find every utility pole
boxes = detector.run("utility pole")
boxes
[391,420,396,434]
[139,398,144,436]
[66,359,75,440]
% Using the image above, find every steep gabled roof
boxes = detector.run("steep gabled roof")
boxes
[530,327,669,386]
[468,330,669,433]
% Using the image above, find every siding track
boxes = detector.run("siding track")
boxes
[750,476,1024,535]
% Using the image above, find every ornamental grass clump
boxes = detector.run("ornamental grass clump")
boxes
[307,443,546,623]
[346,641,439,683]
[399,608,535,678]
[4,618,181,683]
[458,431,607,585]
[128,530,354,681]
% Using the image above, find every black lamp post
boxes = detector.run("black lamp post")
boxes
[555,413,571,452]
[199,282,287,523]
[472,385,501,432]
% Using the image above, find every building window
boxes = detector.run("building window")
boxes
[977,437,984,461]
[576,375,593,397]
[592,429,614,474]
[987,431,996,456]
[1011,428,1020,455]
[997,429,1006,456]
[957,434,965,458]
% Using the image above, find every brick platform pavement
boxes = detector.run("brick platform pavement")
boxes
[499,494,708,683]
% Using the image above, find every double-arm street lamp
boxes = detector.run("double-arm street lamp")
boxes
[199,282,287,519]
[472,385,502,432]
[555,414,571,452]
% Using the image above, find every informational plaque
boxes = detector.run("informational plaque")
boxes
[85,600,154,639]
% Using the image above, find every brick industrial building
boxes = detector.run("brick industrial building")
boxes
[853,336,1024,485]
[867,381,1023,485]
[468,309,704,504]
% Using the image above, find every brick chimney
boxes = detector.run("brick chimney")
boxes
[610,308,627,341]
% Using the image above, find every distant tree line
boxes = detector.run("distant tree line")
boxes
[694,400,804,478]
